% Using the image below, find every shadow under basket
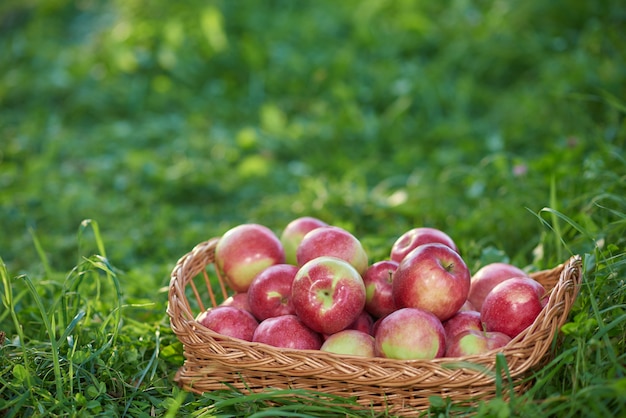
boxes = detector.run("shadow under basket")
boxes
[167,238,583,416]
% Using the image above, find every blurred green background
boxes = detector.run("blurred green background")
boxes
[1,0,624,287]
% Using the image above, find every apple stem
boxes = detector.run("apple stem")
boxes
[440,260,455,272]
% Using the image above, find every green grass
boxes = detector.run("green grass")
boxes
[1,0,625,416]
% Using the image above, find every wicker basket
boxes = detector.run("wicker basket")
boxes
[167,238,582,416]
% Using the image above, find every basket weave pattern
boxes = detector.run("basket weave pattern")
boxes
[167,238,582,415]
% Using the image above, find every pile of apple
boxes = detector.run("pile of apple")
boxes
[195,217,548,360]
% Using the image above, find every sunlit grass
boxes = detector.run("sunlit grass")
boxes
[0,221,166,416]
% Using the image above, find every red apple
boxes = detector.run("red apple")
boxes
[392,243,470,321]
[322,311,374,340]
[445,330,511,357]
[195,306,258,342]
[443,310,483,342]
[291,256,366,335]
[346,310,375,335]
[220,292,252,313]
[371,315,385,337]
[458,299,477,312]
[296,226,369,275]
[468,262,529,311]
[247,264,299,321]
[215,223,285,293]
[321,330,376,357]
[252,314,323,350]
[390,227,459,263]
[481,277,546,338]
[280,216,328,265]
[362,260,399,318]
[374,307,446,360]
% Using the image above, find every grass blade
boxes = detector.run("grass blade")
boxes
[1,259,33,394]
[18,274,65,402]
